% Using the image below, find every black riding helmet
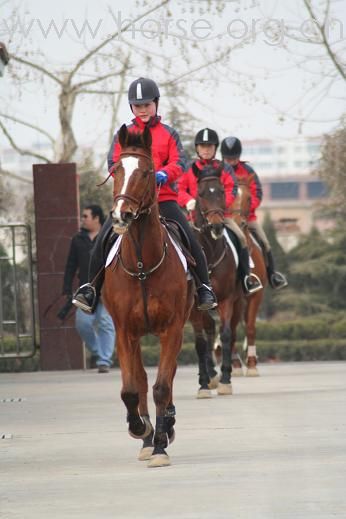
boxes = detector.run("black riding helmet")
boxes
[221,136,242,158]
[195,128,219,148]
[128,77,160,105]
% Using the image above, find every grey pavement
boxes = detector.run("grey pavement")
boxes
[1,361,346,519]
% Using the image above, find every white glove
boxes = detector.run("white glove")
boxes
[186,199,196,212]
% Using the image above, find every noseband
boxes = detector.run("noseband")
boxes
[113,150,155,217]
[195,176,225,231]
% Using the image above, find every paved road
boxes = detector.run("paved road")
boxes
[1,362,346,519]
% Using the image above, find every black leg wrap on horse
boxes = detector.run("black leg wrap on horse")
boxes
[195,335,210,389]
[164,404,176,441]
[141,415,154,448]
[153,415,169,454]
[122,392,147,437]
[220,327,232,384]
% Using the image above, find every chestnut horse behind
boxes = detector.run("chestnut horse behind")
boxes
[230,176,267,376]
[189,164,242,397]
[103,125,194,468]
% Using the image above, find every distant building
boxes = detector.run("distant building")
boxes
[242,136,321,178]
[241,136,332,250]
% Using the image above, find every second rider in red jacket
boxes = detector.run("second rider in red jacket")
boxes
[178,128,262,295]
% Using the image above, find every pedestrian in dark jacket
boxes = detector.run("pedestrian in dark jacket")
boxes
[63,205,115,372]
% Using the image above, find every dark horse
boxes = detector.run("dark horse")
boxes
[189,164,242,397]
[230,176,267,376]
[103,125,194,467]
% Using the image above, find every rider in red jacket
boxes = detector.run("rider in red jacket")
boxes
[178,128,262,295]
[221,136,288,290]
[73,78,217,312]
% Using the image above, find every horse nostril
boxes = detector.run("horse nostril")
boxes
[121,212,134,224]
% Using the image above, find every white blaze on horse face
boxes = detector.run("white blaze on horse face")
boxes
[114,157,139,220]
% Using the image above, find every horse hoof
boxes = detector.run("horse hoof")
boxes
[138,446,154,461]
[246,368,259,377]
[208,375,220,390]
[196,388,212,399]
[217,383,233,395]
[232,367,244,377]
[147,454,171,468]
[128,416,153,440]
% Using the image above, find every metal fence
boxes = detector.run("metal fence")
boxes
[0,224,37,358]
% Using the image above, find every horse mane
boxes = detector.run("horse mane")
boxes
[194,163,223,181]
[125,131,147,149]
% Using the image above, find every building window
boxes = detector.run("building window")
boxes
[307,181,328,198]
[270,182,299,199]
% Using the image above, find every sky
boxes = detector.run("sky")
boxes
[0,0,345,159]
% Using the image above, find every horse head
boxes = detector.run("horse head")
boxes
[231,174,253,229]
[193,162,225,240]
[111,124,155,234]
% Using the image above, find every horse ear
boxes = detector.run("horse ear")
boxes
[142,126,152,151]
[118,124,129,148]
[192,162,200,177]
[215,165,223,177]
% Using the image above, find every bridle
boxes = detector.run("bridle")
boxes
[111,148,166,333]
[192,176,225,233]
[193,175,229,273]
[112,150,156,219]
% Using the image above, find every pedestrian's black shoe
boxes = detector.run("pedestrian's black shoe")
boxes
[243,273,263,295]
[197,284,218,311]
[98,365,110,373]
[72,283,97,313]
[270,271,288,290]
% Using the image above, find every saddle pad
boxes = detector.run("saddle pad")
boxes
[222,229,254,269]
[105,234,187,272]
[105,235,123,267]
[223,229,239,268]
[168,233,187,272]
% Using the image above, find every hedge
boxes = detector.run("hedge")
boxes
[1,313,346,372]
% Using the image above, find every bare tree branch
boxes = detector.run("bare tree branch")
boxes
[68,0,169,80]
[0,120,51,163]
[0,112,55,143]
[9,55,63,85]
[303,0,346,81]
[0,167,32,185]
[72,68,130,91]
[77,89,124,96]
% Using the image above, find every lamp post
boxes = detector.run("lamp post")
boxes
[0,42,9,77]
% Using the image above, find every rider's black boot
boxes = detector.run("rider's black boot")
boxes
[238,247,263,295]
[266,250,288,290]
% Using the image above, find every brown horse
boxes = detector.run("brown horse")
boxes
[103,125,194,468]
[189,164,242,397]
[230,176,267,376]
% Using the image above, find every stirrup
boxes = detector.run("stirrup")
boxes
[270,272,288,290]
[244,273,263,294]
[72,283,97,313]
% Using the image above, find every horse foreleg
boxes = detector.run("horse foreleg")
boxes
[117,333,152,441]
[190,305,212,398]
[148,327,183,468]
[245,293,263,377]
[133,347,154,461]
[217,299,233,396]
[231,297,245,376]
[203,311,219,388]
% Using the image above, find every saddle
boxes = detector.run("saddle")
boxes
[160,217,196,268]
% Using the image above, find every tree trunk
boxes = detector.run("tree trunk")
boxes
[55,83,77,163]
